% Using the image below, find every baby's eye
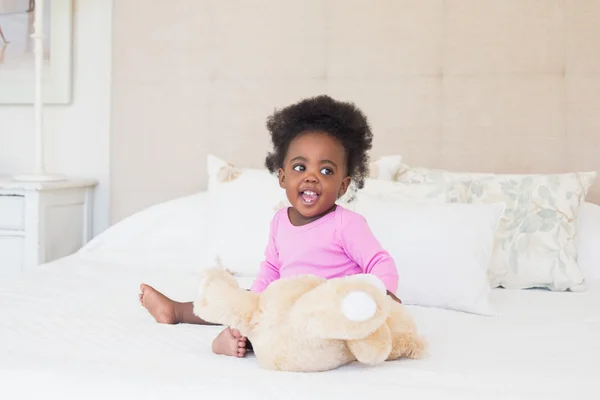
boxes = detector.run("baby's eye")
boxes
[320,168,333,175]
[293,164,305,172]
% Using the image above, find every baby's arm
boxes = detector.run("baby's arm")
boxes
[251,259,280,293]
[250,215,281,293]
[338,210,399,295]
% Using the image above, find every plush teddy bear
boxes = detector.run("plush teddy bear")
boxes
[193,268,426,372]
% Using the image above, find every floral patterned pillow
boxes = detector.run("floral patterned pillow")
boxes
[395,164,597,291]
[339,178,470,207]
[395,163,487,185]
[470,172,596,291]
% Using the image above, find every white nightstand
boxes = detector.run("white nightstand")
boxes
[0,177,98,277]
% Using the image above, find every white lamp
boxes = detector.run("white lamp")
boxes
[14,0,64,182]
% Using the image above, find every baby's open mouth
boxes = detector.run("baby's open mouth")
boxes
[300,190,320,204]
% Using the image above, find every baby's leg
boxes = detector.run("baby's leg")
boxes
[140,284,249,357]
[212,327,248,358]
[139,284,215,325]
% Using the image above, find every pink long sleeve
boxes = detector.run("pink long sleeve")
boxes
[250,216,281,292]
[336,210,399,293]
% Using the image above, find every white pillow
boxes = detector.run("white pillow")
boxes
[352,194,504,315]
[578,202,600,282]
[367,155,405,181]
[206,160,284,276]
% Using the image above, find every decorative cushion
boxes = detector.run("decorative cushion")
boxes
[344,178,470,205]
[395,164,597,291]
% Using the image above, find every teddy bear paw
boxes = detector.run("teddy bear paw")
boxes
[197,267,238,300]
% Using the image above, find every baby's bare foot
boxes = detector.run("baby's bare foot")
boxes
[212,327,247,358]
[139,284,178,324]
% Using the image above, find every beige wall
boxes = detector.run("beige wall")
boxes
[111,0,600,223]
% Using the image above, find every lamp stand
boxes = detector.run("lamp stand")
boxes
[13,0,65,182]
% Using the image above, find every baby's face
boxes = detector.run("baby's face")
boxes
[278,131,351,226]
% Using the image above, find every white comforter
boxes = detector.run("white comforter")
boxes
[0,255,598,400]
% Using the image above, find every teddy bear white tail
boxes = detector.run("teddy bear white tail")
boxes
[341,291,377,322]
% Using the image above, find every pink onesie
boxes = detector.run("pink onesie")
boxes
[250,205,399,294]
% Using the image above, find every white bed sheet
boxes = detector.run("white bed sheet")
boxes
[1,255,598,400]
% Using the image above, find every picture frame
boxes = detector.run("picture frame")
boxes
[0,0,73,104]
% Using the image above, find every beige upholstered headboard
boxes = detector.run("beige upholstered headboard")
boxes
[110,0,600,224]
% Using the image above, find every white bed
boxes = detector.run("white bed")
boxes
[1,188,600,400]
[1,255,599,399]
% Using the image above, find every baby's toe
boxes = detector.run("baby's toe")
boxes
[237,338,247,357]
[230,328,241,338]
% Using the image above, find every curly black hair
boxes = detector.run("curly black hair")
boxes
[264,95,373,192]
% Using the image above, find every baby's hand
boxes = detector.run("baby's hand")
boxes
[387,290,402,304]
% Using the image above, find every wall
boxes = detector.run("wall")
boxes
[0,0,113,235]
[109,0,600,222]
